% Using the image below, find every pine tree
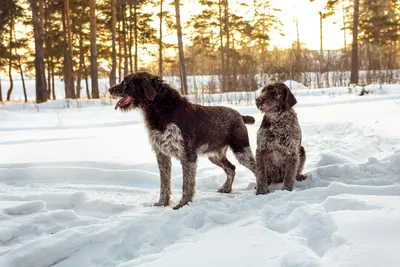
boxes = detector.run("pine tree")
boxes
[110,0,117,86]
[63,0,75,99]
[174,0,188,95]
[89,0,99,98]
[30,0,47,103]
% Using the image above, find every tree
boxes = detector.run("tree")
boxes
[30,0,47,103]
[0,74,2,103]
[133,0,138,72]
[320,0,359,83]
[89,0,99,98]
[6,11,14,102]
[223,0,230,90]
[13,28,28,102]
[158,0,163,78]
[110,0,117,86]
[251,0,282,84]
[350,0,359,83]
[174,0,188,95]
[73,0,89,99]
[63,0,75,98]
[122,0,128,76]
[0,0,24,101]
[218,0,226,92]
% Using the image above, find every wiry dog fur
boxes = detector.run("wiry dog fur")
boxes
[255,82,306,194]
[109,72,257,209]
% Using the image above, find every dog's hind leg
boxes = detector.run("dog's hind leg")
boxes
[209,150,236,193]
[229,124,257,176]
[296,146,307,181]
[154,151,172,207]
[232,146,257,176]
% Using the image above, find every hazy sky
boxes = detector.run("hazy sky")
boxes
[174,0,351,51]
[269,0,350,50]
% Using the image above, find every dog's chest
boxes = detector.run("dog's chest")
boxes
[148,123,184,159]
[257,115,301,153]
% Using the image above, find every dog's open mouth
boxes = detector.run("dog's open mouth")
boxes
[115,96,132,110]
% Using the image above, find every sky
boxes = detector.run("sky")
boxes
[173,0,351,51]
[269,0,351,50]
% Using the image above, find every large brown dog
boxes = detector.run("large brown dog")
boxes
[109,72,257,209]
[255,82,306,194]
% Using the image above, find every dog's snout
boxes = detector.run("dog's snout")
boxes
[108,84,121,96]
[108,85,115,94]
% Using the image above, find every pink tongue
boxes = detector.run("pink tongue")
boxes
[114,96,132,110]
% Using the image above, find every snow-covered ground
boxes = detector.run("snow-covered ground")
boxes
[1,83,400,267]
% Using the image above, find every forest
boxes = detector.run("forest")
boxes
[0,0,399,103]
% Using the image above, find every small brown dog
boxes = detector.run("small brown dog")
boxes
[255,82,306,194]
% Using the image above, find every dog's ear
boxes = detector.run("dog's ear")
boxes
[284,85,297,110]
[139,79,156,100]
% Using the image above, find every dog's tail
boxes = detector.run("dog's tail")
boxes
[242,115,255,125]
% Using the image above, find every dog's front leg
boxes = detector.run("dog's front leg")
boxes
[255,149,269,195]
[154,151,172,207]
[282,157,299,191]
[173,154,197,210]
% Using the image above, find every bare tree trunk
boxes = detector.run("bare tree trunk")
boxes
[122,2,128,77]
[159,0,163,78]
[118,14,122,81]
[77,22,84,98]
[6,18,14,101]
[295,17,300,51]
[232,34,237,88]
[45,0,51,100]
[319,11,323,73]
[18,57,27,103]
[51,63,56,100]
[0,74,3,103]
[224,0,230,91]
[89,0,99,98]
[84,64,91,99]
[341,0,348,70]
[128,3,133,73]
[174,0,188,95]
[134,2,138,72]
[47,59,51,99]
[350,0,359,84]
[31,0,47,103]
[218,0,225,92]
[110,0,117,86]
[294,16,301,81]
[64,0,75,99]
[13,30,27,102]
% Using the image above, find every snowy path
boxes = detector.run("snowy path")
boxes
[1,90,400,267]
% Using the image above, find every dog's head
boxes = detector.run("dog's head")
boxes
[108,72,158,111]
[256,82,297,114]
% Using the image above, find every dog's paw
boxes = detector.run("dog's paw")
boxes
[296,174,307,181]
[255,187,270,195]
[172,203,188,210]
[173,198,193,210]
[172,204,182,210]
[282,185,294,191]
[153,201,170,207]
[217,185,232,193]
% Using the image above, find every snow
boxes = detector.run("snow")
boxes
[1,82,400,267]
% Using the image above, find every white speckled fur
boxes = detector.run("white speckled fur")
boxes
[148,123,184,160]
